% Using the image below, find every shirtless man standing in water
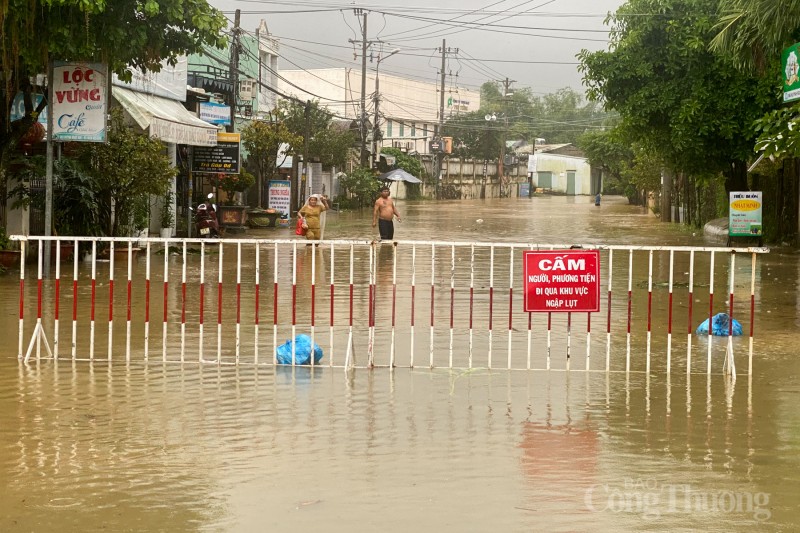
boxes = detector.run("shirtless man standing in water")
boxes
[372,186,402,240]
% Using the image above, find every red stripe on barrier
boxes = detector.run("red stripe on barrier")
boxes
[626,290,632,334]
[255,284,260,326]
[199,283,205,325]
[708,294,714,336]
[749,294,755,338]
[273,282,279,326]
[37,278,42,319]
[108,280,114,322]
[55,279,61,321]
[587,312,591,333]
[668,293,673,334]
[728,293,734,336]
[606,290,612,333]
[91,279,96,322]
[237,283,241,325]
[488,287,494,331]
[217,282,223,325]
[73,280,78,321]
[647,291,652,332]
[19,279,24,320]
[687,292,693,334]
[368,284,374,328]
[181,281,186,325]
[528,311,532,331]
[508,288,513,331]
[163,281,168,324]
[126,280,131,322]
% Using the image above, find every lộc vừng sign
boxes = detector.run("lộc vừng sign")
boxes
[523,250,600,313]
[50,61,108,142]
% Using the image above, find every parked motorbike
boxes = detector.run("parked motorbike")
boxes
[191,193,220,238]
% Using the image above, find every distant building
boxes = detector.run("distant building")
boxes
[278,68,480,156]
[525,144,602,196]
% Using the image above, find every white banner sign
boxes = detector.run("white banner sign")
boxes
[268,180,291,215]
[199,102,231,126]
[51,61,108,142]
[527,154,538,173]
[150,117,217,147]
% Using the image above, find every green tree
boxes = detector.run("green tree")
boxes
[578,0,770,194]
[337,167,380,209]
[241,120,302,207]
[377,147,425,179]
[277,99,355,168]
[78,109,177,236]
[579,128,636,200]
[1,0,226,173]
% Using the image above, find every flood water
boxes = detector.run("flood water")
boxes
[1,196,799,531]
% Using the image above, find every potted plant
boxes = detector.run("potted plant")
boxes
[217,170,255,230]
[160,190,174,238]
[0,226,21,269]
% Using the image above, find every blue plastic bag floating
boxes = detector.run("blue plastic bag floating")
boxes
[696,313,743,336]
[275,334,323,365]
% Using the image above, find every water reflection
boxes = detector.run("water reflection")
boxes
[2,196,799,530]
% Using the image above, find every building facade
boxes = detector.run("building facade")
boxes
[278,68,480,157]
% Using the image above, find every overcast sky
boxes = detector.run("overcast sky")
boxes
[210,0,627,98]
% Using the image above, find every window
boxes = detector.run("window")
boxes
[423,124,428,138]
[411,123,416,137]
[386,120,393,137]
[399,122,405,137]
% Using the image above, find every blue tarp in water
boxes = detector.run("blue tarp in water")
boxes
[696,313,743,336]
[276,334,324,365]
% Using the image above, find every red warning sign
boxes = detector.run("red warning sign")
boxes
[523,250,600,313]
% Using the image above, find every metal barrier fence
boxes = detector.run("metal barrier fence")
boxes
[10,236,769,375]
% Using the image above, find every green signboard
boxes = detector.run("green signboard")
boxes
[782,43,800,102]
[729,191,763,237]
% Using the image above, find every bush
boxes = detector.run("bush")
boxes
[337,167,380,209]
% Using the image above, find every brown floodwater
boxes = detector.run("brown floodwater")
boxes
[1,196,798,531]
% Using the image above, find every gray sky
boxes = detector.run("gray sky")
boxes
[211,0,626,97]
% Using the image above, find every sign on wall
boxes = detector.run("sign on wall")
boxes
[192,132,240,173]
[51,61,108,142]
[729,191,763,237]
[199,102,231,126]
[782,43,800,103]
[268,180,291,215]
[523,250,601,313]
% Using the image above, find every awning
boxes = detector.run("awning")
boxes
[113,86,218,146]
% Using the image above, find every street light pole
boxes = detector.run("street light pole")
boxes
[372,49,400,169]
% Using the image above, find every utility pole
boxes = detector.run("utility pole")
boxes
[229,9,241,133]
[352,9,369,167]
[498,77,515,190]
[301,100,311,209]
[436,39,446,200]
